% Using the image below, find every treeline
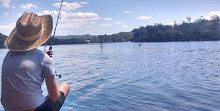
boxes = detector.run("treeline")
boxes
[44,32,134,45]
[131,16,220,42]
[89,32,133,43]
[1,16,220,48]
[0,32,133,48]
[45,37,88,45]
[0,33,7,48]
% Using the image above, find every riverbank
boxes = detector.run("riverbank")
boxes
[1,16,220,47]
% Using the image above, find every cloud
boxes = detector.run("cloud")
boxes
[204,11,220,20]
[115,21,125,25]
[20,3,37,10]
[114,21,128,28]
[138,16,152,20]
[40,10,100,21]
[208,11,220,15]
[0,22,15,35]
[104,17,112,21]
[124,11,132,14]
[0,22,15,29]
[99,24,113,28]
[166,21,181,26]
[39,10,58,17]
[38,10,100,35]
[0,0,11,8]
[121,24,129,28]
[67,12,100,20]
[167,21,175,26]
[53,2,87,11]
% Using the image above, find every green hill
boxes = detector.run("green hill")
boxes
[0,33,6,48]
[1,15,220,47]
[132,16,220,42]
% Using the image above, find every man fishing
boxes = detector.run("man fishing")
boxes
[1,12,70,111]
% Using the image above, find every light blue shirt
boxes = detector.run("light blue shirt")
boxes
[1,49,56,111]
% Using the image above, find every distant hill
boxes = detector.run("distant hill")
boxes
[131,16,220,42]
[0,32,134,48]
[56,34,96,39]
[0,33,7,48]
[88,32,134,43]
[52,32,134,44]
[2,16,220,47]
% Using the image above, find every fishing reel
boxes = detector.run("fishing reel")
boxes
[47,46,62,78]
[56,72,62,78]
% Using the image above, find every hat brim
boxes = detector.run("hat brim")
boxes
[4,15,53,51]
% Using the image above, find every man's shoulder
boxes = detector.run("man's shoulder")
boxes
[29,49,45,57]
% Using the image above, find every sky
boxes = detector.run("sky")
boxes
[1,0,220,36]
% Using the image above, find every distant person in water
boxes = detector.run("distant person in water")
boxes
[1,12,70,111]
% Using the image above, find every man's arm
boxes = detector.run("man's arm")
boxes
[45,75,60,102]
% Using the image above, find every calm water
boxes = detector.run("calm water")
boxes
[1,42,220,111]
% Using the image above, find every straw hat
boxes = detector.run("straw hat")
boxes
[4,12,53,51]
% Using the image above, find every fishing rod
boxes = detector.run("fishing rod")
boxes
[46,0,64,78]
[49,0,63,50]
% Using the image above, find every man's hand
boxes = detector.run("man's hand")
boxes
[45,50,53,57]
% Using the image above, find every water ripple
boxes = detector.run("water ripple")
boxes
[1,42,220,111]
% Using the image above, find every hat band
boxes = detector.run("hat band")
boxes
[17,29,42,41]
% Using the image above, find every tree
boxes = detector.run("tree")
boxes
[186,17,191,23]
[0,33,7,48]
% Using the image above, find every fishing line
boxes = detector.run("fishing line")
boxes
[45,0,64,78]
[49,0,63,50]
